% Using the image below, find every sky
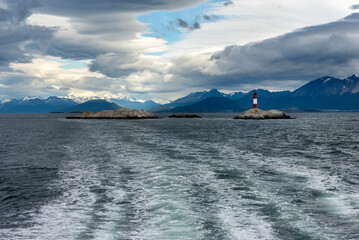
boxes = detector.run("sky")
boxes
[1,0,359,102]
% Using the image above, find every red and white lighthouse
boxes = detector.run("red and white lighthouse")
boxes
[253,91,258,109]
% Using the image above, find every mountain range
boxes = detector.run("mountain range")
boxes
[154,75,359,112]
[0,97,78,113]
[274,75,359,110]
[1,75,359,113]
[110,98,161,110]
[55,100,120,113]
[163,97,247,113]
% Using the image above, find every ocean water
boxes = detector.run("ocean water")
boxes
[0,113,358,240]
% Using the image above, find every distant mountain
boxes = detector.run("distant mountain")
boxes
[2,75,359,113]
[151,89,226,112]
[0,97,78,113]
[292,75,359,97]
[234,89,291,110]
[162,97,247,113]
[56,100,120,113]
[225,91,244,100]
[172,89,224,105]
[275,75,359,110]
[110,99,161,110]
[151,75,359,112]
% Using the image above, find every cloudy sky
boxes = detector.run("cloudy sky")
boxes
[1,0,359,102]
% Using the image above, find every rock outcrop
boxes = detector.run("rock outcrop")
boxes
[66,108,159,119]
[168,113,202,118]
[234,108,292,120]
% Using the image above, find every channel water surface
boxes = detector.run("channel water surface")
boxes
[0,113,358,239]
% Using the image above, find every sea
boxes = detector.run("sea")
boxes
[0,112,358,240]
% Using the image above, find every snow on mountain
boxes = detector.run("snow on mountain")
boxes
[1,99,11,104]
[0,96,78,113]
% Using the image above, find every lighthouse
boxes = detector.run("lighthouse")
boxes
[253,91,257,109]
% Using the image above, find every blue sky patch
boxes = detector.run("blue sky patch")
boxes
[45,59,88,70]
[138,0,226,46]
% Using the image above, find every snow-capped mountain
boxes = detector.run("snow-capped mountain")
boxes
[2,74,359,113]
[269,75,359,110]
[0,96,78,113]
[292,75,359,97]
[55,99,120,113]
[150,89,227,111]
[110,99,161,110]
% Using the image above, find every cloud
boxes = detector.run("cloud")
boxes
[25,0,206,59]
[350,4,359,9]
[177,18,201,31]
[0,0,54,67]
[203,14,219,21]
[177,18,189,28]
[192,21,201,30]
[165,0,358,59]
[87,10,359,96]
[167,13,359,89]
[223,1,233,6]
[0,56,117,98]
[2,0,359,101]
[35,0,207,16]
[89,52,168,78]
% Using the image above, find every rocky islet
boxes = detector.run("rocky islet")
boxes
[234,108,292,120]
[66,108,159,119]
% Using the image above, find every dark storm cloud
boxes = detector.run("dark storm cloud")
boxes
[0,0,206,63]
[203,14,219,21]
[170,14,216,33]
[223,1,233,6]
[177,18,201,31]
[177,18,189,28]
[169,13,359,88]
[192,21,201,30]
[0,0,54,67]
[35,0,205,59]
[89,52,166,79]
[1,0,39,22]
[34,0,207,16]
[89,53,135,78]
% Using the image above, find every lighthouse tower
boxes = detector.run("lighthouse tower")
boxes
[253,91,258,109]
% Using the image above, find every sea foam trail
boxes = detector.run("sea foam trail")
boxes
[1,113,358,240]
[109,120,278,240]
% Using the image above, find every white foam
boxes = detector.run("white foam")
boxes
[4,118,357,239]
[215,144,356,239]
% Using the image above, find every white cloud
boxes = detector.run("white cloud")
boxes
[25,0,206,59]
[3,0,359,101]
[1,57,116,98]
[164,0,359,57]
[86,0,359,100]
[165,13,359,91]
[89,53,169,78]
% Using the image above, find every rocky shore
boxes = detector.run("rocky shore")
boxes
[168,113,202,118]
[234,108,292,120]
[66,108,159,119]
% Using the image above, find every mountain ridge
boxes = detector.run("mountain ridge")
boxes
[159,97,247,113]
[2,75,359,113]
[55,99,121,113]
[0,96,78,113]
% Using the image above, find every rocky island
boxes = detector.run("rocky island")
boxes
[234,108,292,120]
[168,113,202,118]
[66,108,159,119]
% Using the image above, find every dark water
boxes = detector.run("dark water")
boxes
[0,113,358,240]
